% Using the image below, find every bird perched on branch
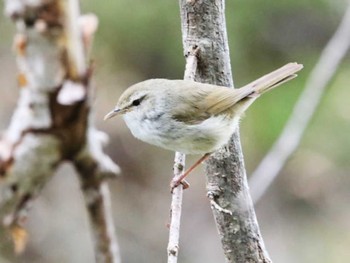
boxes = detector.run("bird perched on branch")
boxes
[105,62,303,189]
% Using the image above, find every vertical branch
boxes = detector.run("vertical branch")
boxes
[64,0,87,78]
[250,2,350,203]
[75,155,121,263]
[167,35,199,263]
[167,152,185,263]
[100,182,121,260]
[179,0,271,262]
[64,3,121,263]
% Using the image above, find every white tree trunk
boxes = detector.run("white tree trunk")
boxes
[1,1,120,262]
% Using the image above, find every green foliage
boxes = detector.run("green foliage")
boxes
[82,0,183,78]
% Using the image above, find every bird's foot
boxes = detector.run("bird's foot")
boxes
[170,179,190,193]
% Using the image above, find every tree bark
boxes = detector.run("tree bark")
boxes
[179,1,271,262]
[1,1,120,262]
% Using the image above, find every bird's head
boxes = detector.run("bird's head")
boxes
[103,79,165,121]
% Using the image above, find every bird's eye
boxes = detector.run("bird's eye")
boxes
[131,95,146,107]
[132,98,141,106]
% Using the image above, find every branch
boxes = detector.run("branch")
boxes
[167,153,185,263]
[65,7,121,263]
[75,128,121,263]
[179,1,271,262]
[249,2,350,204]
[0,1,120,262]
[167,38,199,263]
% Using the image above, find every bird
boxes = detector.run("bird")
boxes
[104,62,303,189]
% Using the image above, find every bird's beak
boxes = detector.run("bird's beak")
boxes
[104,109,122,121]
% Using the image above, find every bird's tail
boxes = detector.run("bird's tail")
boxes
[243,62,303,96]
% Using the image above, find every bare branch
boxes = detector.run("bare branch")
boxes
[59,2,121,262]
[167,36,199,263]
[74,128,121,263]
[179,0,272,262]
[167,153,185,263]
[249,2,350,204]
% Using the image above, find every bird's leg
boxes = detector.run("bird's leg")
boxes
[170,153,211,191]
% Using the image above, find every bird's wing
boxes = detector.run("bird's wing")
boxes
[170,63,303,124]
[203,85,255,114]
[171,81,254,124]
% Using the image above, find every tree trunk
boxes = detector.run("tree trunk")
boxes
[179,1,271,262]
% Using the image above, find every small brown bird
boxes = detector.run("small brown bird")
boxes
[105,63,303,189]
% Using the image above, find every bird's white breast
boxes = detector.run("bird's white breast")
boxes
[123,108,239,154]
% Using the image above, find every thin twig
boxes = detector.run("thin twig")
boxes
[167,152,185,263]
[167,47,198,263]
[249,3,350,204]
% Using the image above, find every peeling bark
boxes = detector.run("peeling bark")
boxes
[0,1,120,262]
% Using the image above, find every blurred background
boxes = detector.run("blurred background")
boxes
[1,0,350,262]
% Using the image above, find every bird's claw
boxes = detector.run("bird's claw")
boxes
[170,179,190,193]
